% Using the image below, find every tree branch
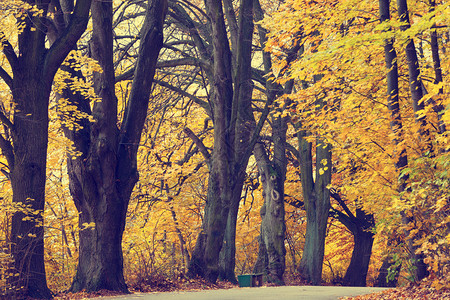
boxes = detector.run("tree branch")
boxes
[0,66,13,89]
[0,133,14,171]
[119,0,168,167]
[0,33,18,73]
[330,188,356,221]
[183,127,211,163]
[155,79,210,113]
[44,0,92,81]
[157,57,212,73]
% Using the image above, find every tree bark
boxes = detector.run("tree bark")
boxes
[250,0,293,284]
[396,0,426,127]
[297,130,332,285]
[188,0,256,283]
[253,117,287,285]
[330,191,375,287]
[341,208,374,287]
[344,228,374,286]
[218,179,244,283]
[62,0,167,292]
[0,1,91,298]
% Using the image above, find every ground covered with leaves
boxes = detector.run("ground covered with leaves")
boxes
[52,277,236,299]
[345,276,450,300]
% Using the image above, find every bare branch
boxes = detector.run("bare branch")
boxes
[0,33,18,73]
[330,189,356,221]
[0,134,14,171]
[183,127,211,162]
[0,66,12,89]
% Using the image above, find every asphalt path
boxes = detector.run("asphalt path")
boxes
[95,286,389,300]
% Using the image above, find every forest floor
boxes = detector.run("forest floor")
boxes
[344,277,450,300]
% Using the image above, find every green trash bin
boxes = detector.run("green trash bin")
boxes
[237,274,253,287]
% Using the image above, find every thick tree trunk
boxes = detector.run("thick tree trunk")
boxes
[253,117,287,285]
[189,168,233,282]
[1,1,92,298]
[70,193,129,292]
[331,192,375,287]
[343,225,374,286]
[10,82,52,299]
[188,0,255,283]
[68,0,128,291]
[219,178,245,283]
[65,0,167,292]
[297,129,332,285]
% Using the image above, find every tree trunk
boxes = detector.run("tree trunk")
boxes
[252,116,287,285]
[218,178,244,283]
[189,168,234,282]
[331,191,375,287]
[428,0,446,134]
[397,0,427,128]
[298,130,332,285]
[64,0,167,292]
[10,82,52,299]
[188,0,255,283]
[70,189,129,292]
[381,0,428,282]
[68,0,127,291]
[342,216,374,286]
[0,1,92,298]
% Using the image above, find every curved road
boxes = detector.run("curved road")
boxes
[97,286,388,300]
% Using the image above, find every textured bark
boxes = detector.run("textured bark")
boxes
[188,0,256,283]
[218,179,244,283]
[10,75,53,300]
[253,117,287,285]
[380,0,428,282]
[0,1,91,298]
[218,0,255,283]
[331,191,375,287]
[342,208,374,287]
[251,0,291,284]
[379,0,407,172]
[396,0,429,281]
[344,228,374,286]
[298,130,332,285]
[187,0,234,283]
[64,0,167,292]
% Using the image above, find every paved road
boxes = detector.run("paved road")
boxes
[96,286,388,300]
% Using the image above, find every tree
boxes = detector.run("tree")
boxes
[253,116,288,285]
[184,0,263,283]
[0,0,91,297]
[56,0,168,292]
[330,191,375,287]
[250,0,299,283]
[263,0,449,287]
